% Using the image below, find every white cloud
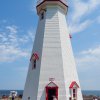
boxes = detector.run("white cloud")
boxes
[69,20,93,34]
[68,0,100,34]
[76,45,100,69]
[0,45,29,62]
[89,0,100,9]
[6,25,18,34]
[75,45,100,90]
[71,0,100,23]
[81,46,100,56]
[71,1,89,23]
[0,25,32,62]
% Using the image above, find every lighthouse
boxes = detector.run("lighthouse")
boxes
[23,0,83,100]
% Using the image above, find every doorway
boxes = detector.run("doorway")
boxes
[46,82,58,100]
[48,88,56,100]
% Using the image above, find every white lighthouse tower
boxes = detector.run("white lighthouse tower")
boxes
[23,0,83,100]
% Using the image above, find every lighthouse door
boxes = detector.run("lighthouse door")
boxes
[48,88,56,100]
[46,82,58,100]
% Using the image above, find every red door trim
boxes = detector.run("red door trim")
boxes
[45,82,58,100]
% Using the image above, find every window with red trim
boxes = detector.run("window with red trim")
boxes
[73,88,77,100]
[45,82,58,100]
[30,53,39,70]
[33,59,36,69]
[69,81,79,100]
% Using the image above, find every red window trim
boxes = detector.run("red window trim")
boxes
[69,81,79,88]
[69,81,79,100]
[30,53,39,61]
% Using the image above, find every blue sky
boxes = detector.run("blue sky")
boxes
[0,0,100,90]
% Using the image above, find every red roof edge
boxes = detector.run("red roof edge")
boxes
[30,52,39,61]
[69,81,79,88]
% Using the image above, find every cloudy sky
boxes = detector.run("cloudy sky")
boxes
[0,0,100,90]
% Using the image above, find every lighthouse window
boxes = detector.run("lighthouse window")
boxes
[28,97,30,100]
[69,97,72,100]
[40,12,44,20]
[73,88,77,99]
[33,59,36,69]
[32,59,36,69]
[69,81,79,100]
[31,53,39,70]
